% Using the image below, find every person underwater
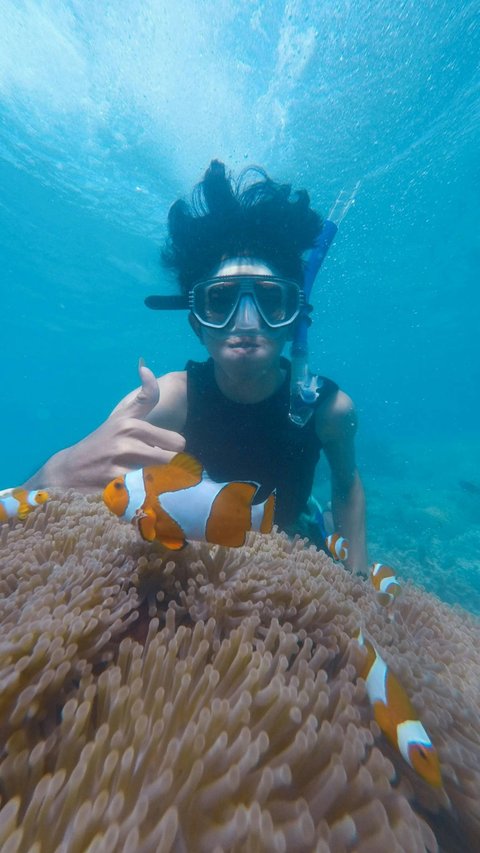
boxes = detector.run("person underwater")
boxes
[103,451,275,549]
[25,160,367,574]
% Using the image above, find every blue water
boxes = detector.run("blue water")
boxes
[1,1,479,608]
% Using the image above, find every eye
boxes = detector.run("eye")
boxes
[114,481,124,490]
[208,285,235,312]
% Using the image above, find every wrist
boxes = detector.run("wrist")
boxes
[25,448,70,490]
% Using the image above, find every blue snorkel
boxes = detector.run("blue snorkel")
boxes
[289,183,360,426]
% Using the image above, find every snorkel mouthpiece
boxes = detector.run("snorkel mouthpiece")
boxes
[289,353,325,426]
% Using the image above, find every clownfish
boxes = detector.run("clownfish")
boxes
[325,532,349,561]
[103,452,275,550]
[370,562,402,606]
[357,630,441,787]
[0,487,49,523]
[306,496,349,563]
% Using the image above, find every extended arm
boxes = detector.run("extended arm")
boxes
[316,391,368,574]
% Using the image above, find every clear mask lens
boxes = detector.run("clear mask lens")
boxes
[190,275,302,329]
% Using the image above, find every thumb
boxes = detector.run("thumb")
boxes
[127,358,160,418]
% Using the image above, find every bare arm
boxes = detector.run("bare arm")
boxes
[316,390,368,574]
[24,363,187,491]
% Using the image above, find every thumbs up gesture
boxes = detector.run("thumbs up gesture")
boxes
[112,359,161,420]
[25,361,186,491]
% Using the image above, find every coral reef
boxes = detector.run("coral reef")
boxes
[355,436,480,616]
[0,492,479,852]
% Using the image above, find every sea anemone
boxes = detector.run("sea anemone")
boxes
[0,492,479,851]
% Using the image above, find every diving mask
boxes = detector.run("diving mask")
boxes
[189,275,303,330]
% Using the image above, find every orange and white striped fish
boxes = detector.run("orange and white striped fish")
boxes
[357,630,441,787]
[370,562,402,606]
[103,452,275,550]
[0,487,49,523]
[325,532,349,561]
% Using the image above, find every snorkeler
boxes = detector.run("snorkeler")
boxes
[25,160,367,573]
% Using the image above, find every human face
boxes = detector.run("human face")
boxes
[197,258,294,378]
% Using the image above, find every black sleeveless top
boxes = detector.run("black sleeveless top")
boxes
[183,358,338,531]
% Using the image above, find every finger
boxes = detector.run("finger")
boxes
[114,441,182,469]
[124,421,186,453]
[123,360,160,420]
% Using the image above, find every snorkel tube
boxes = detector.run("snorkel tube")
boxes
[289,183,360,426]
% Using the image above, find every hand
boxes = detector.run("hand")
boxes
[36,361,185,490]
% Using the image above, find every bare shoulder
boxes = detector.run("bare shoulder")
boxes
[157,370,187,397]
[315,388,357,445]
[147,371,187,430]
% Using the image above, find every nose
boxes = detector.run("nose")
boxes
[230,293,262,331]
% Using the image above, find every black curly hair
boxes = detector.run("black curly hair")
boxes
[162,160,323,295]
